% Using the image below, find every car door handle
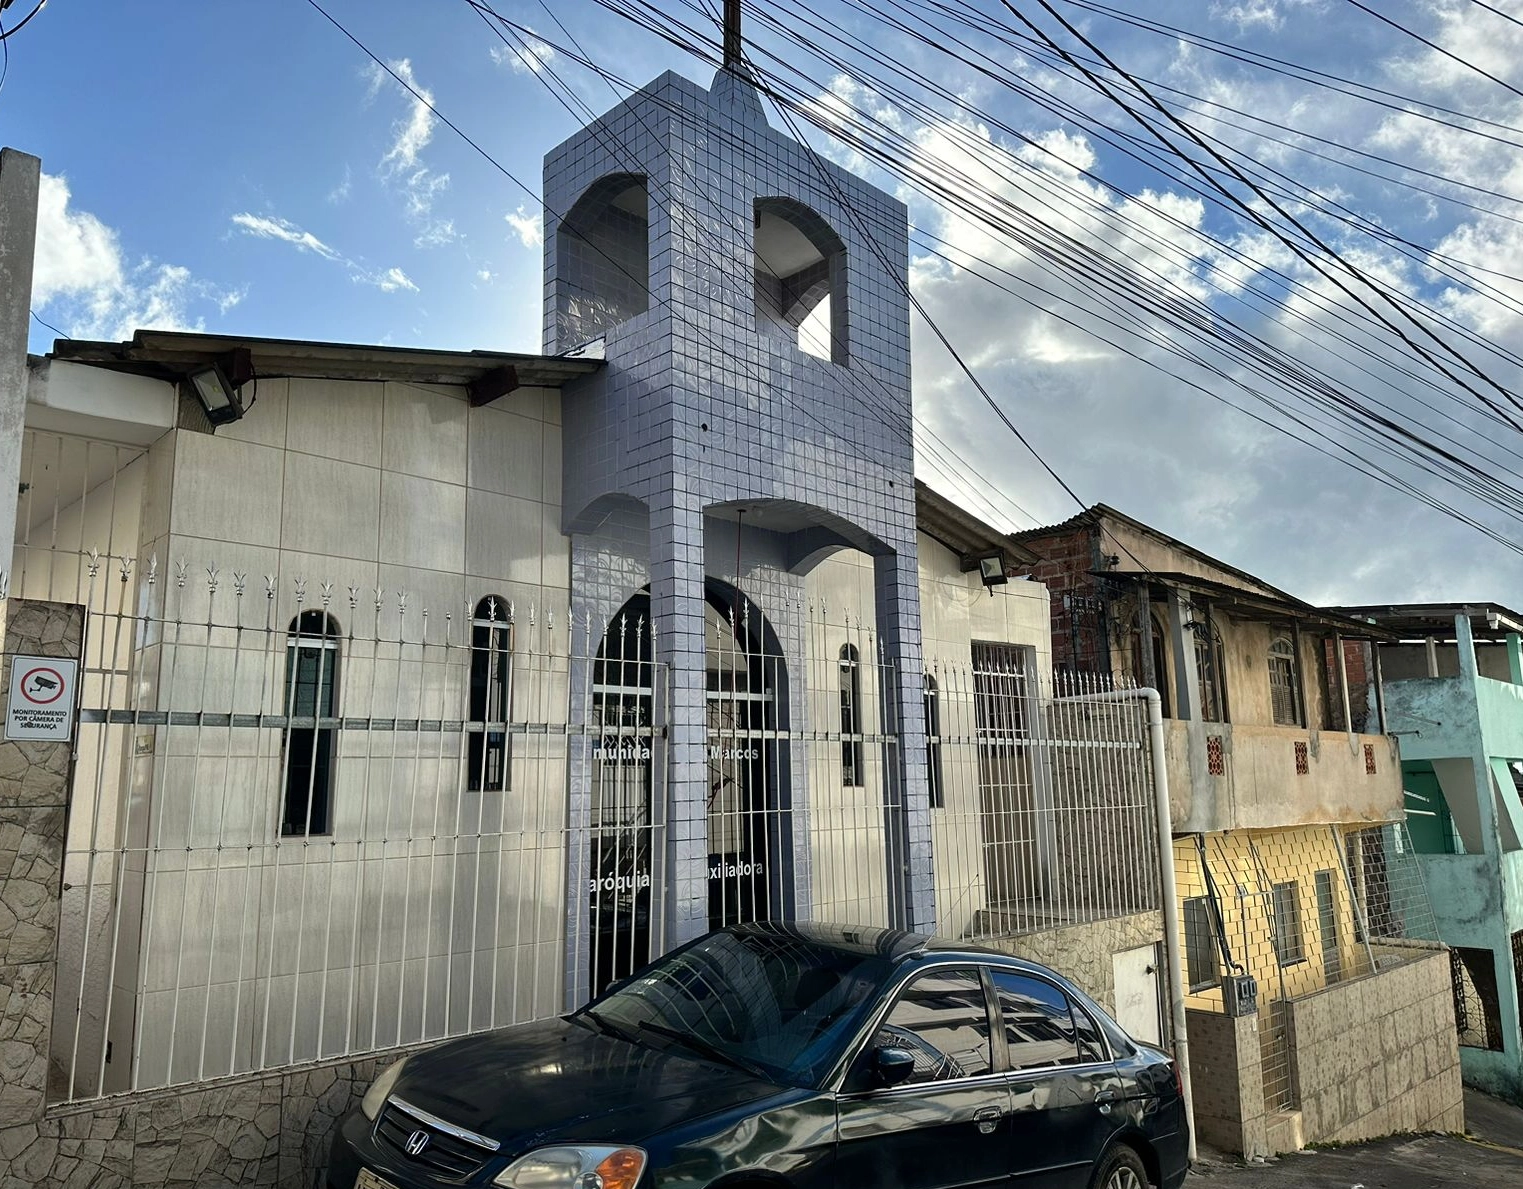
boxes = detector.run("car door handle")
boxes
[1095,1091,1118,1115]
[973,1106,1003,1134]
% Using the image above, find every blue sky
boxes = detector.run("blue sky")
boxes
[9,1,1523,603]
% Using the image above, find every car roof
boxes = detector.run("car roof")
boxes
[724,921,1080,984]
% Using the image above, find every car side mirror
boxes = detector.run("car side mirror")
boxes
[873,1046,916,1087]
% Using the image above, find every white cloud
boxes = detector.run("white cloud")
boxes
[231,212,342,260]
[32,173,235,339]
[366,58,435,171]
[477,269,495,283]
[362,266,419,294]
[328,165,352,205]
[506,205,543,249]
[32,173,123,305]
[230,210,419,297]
[362,58,458,246]
[490,33,556,75]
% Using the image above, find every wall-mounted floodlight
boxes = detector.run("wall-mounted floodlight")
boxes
[978,552,1008,593]
[185,348,253,427]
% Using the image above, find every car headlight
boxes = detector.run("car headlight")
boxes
[361,1057,409,1121]
[492,1145,647,1189]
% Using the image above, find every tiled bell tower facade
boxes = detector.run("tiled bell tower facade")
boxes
[546,65,930,993]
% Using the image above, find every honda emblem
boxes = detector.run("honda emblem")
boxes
[404,1130,431,1156]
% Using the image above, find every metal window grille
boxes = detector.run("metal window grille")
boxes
[1272,882,1305,966]
[1186,823,1443,1115]
[1268,637,1300,727]
[467,597,512,793]
[1294,740,1310,775]
[1364,743,1377,775]
[932,665,1161,941]
[838,643,863,787]
[1184,896,1219,992]
[1514,931,1523,1029]
[282,611,340,837]
[1451,947,1505,1051]
[924,674,944,810]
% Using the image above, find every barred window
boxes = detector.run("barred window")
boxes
[468,596,512,792]
[1184,896,1219,992]
[1272,881,1305,966]
[924,674,944,809]
[972,642,1028,750]
[1269,636,1301,727]
[839,644,863,787]
[282,611,340,837]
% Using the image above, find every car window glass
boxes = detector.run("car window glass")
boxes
[873,969,993,1084]
[1070,998,1108,1064]
[589,930,893,1085]
[992,972,1081,1070]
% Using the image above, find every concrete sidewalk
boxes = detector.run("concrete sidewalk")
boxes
[1463,1087,1523,1153]
[1190,1133,1522,1188]
[1187,1091,1523,1188]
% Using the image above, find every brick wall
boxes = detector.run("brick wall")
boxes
[1013,525,1103,673]
[1324,638,1373,732]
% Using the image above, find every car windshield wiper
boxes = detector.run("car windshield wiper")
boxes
[634,1020,771,1080]
[575,1007,640,1045]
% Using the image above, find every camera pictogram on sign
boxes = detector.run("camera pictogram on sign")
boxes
[20,667,66,704]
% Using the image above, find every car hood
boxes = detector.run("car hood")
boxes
[388,1017,790,1153]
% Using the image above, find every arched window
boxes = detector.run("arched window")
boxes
[1132,612,1171,717]
[469,596,512,792]
[1195,621,1229,724]
[282,611,340,836]
[924,673,944,809]
[839,643,864,787]
[1269,636,1301,727]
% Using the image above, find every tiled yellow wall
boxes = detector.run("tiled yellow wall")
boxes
[1175,826,1368,1011]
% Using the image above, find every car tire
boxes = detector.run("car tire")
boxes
[1089,1144,1150,1189]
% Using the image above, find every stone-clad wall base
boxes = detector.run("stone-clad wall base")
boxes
[1288,948,1464,1145]
[0,1047,417,1189]
[979,910,1163,1016]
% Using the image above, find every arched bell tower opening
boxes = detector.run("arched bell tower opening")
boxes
[586,579,793,994]
[754,197,847,364]
[555,173,651,348]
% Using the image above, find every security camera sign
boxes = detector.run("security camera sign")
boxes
[6,656,79,742]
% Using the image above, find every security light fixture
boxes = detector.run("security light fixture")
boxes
[185,348,253,427]
[977,552,1007,592]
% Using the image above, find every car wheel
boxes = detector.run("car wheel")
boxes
[1089,1145,1149,1189]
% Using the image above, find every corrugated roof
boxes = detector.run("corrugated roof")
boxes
[915,480,1041,568]
[1330,602,1523,642]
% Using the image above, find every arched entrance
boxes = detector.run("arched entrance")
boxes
[586,580,791,992]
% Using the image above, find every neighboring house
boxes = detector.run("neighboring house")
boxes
[1013,506,1462,1154]
[1334,603,1523,1105]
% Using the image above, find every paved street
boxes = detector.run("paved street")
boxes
[1189,1090,1523,1189]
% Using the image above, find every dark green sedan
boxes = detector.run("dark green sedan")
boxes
[328,923,1189,1189]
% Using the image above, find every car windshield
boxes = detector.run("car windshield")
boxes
[583,930,896,1086]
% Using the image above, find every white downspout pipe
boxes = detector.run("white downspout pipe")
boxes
[1067,686,1196,1163]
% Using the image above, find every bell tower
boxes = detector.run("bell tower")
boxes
[546,28,932,969]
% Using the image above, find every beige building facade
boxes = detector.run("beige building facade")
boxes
[1013,505,1461,1154]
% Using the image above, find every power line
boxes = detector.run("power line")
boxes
[583,0,1523,553]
